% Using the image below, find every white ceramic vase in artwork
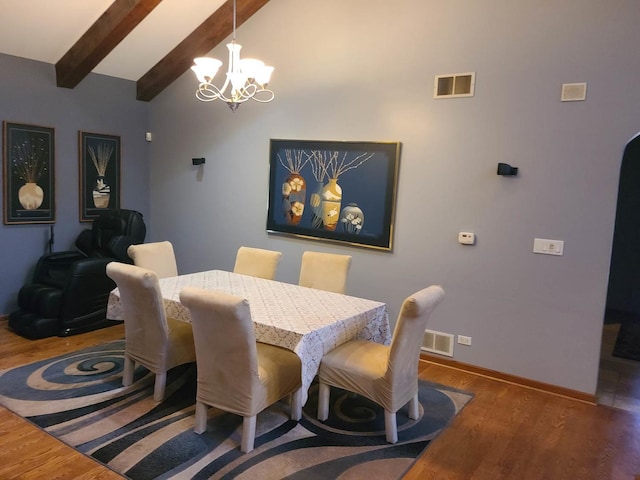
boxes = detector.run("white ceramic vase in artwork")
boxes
[18,182,44,210]
[340,203,364,235]
[321,178,342,231]
[92,176,111,208]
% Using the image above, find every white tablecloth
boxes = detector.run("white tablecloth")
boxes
[107,270,390,404]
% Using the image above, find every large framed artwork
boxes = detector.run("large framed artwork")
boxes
[2,121,55,224]
[267,139,401,251]
[79,131,121,222]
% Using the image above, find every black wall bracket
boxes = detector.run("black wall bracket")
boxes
[497,162,518,176]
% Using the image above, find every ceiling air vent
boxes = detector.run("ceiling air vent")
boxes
[434,72,475,98]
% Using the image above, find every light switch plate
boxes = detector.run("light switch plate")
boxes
[533,238,564,256]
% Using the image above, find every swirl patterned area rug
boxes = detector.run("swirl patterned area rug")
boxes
[0,341,473,480]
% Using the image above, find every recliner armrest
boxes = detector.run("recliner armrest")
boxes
[33,251,89,288]
[58,257,117,329]
[66,256,115,278]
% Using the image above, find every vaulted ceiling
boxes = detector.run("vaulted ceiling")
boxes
[0,0,270,102]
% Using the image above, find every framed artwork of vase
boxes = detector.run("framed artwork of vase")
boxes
[79,131,121,222]
[266,139,401,251]
[2,121,56,224]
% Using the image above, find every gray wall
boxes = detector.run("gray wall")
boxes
[147,0,640,396]
[0,54,151,314]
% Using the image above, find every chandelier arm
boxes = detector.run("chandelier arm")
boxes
[231,84,275,103]
[250,89,275,102]
[196,86,222,102]
[197,86,274,104]
[196,92,216,102]
[197,82,231,102]
[234,82,258,100]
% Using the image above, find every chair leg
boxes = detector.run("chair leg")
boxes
[194,401,208,434]
[290,387,303,421]
[153,372,167,401]
[317,382,330,421]
[122,355,135,387]
[241,415,257,453]
[384,410,398,444]
[408,392,419,419]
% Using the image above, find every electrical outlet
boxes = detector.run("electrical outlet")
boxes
[457,335,472,346]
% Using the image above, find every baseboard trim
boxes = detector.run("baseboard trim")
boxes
[420,352,597,405]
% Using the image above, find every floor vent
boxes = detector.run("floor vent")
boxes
[422,329,454,357]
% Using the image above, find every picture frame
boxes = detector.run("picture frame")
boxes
[79,131,121,222]
[267,139,401,251]
[2,121,55,224]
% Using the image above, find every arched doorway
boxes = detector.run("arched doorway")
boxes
[607,133,640,323]
[598,132,640,410]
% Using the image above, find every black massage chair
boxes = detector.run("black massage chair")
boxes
[9,209,146,339]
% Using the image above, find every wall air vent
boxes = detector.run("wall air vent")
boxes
[422,329,454,357]
[434,72,475,98]
[561,82,587,102]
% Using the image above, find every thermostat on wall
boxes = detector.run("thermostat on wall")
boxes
[458,232,475,245]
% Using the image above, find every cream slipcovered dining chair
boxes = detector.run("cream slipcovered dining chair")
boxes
[179,287,303,453]
[298,251,352,294]
[106,262,196,401]
[317,285,445,443]
[127,240,178,279]
[233,246,282,280]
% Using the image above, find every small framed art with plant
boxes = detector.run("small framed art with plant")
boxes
[79,131,121,222]
[2,121,55,224]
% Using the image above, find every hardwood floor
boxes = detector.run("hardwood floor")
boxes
[0,320,126,480]
[0,319,639,479]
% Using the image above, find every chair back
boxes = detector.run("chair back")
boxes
[298,251,352,294]
[127,241,178,278]
[106,262,169,370]
[179,287,260,412]
[387,285,445,384]
[233,246,282,280]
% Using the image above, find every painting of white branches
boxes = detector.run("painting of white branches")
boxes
[3,122,55,224]
[268,139,400,250]
[79,132,120,221]
[88,142,114,209]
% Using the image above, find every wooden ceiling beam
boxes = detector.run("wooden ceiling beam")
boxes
[56,0,163,89]
[136,0,270,102]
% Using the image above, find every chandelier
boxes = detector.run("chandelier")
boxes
[191,0,274,111]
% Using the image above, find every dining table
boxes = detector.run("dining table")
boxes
[106,269,391,405]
